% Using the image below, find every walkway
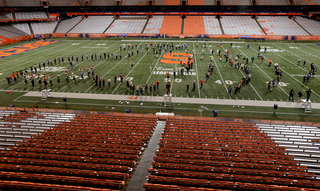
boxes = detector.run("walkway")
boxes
[126,121,166,191]
[22,91,320,109]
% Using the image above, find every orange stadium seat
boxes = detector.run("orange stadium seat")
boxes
[183,16,206,35]
[159,16,182,35]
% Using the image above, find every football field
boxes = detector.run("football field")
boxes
[1,38,319,105]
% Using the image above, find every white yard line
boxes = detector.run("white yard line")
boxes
[193,42,201,98]
[111,48,149,94]
[281,43,320,69]
[145,47,166,84]
[9,40,121,90]
[207,45,231,99]
[252,45,320,98]
[237,47,289,97]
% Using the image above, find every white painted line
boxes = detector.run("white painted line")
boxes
[193,42,201,98]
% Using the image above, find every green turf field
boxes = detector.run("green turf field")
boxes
[1,38,320,121]
[1,38,319,101]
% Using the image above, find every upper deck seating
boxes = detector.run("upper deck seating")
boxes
[15,12,48,20]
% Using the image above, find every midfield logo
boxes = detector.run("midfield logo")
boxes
[160,53,194,64]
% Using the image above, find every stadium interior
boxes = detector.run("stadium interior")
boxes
[0,0,320,191]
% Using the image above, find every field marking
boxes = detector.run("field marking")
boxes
[193,42,201,98]
[225,46,264,100]
[253,45,320,98]
[85,41,151,94]
[281,43,320,69]
[145,50,165,85]
[237,47,289,97]
[111,47,149,94]
[5,41,98,89]
[9,41,121,91]
[208,45,231,99]
[0,41,74,81]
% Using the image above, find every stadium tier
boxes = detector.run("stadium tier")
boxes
[258,0,289,5]
[15,12,48,20]
[12,23,31,34]
[158,16,182,35]
[49,0,83,6]
[295,16,320,36]
[0,0,40,6]
[144,118,320,191]
[55,16,83,33]
[122,0,147,6]
[69,16,114,33]
[220,16,264,35]
[0,110,157,190]
[31,21,58,34]
[0,24,28,38]
[295,0,320,5]
[257,16,309,36]
[89,0,115,6]
[163,0,180,5]
[106,19,147,34]
[183,16,206,35]
[153,0,165,5]
[188,0,205,5]
[143,16,164,34]
[203,16,223,35]
[204,0,215,5]
[223,0,252,5]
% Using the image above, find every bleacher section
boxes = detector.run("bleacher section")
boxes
[3,12,13,20]
[12,23,31,34]
[183,16,206,35]
[55,16,82,33]
[15,12,48,20]
[0,0,40,6]
[163,0,180,5]
[158,16,182,35]
[204,0,215,5]
[257,16,309,36]
[295,17,320,36]
[257,124,320,176]
[203,16,222,35]
[223,0,252,5]
[144,118,320,191]
[143,16,164,34]
[0,12,12,21]
[0,24,28,38]
[90,0,115,6]
[0,110,157,191]
[296,0,320,5]
[220,16,264,35]
[122,0,147,5]
[31,21,58,34]
[69,16,114,33]
[49,0,83,6]
[188,0,205,5]
[258,0,289,5]
[153,0,165,5]
[106,19,147,34]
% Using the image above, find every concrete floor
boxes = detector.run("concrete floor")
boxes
[125,120,166,191]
